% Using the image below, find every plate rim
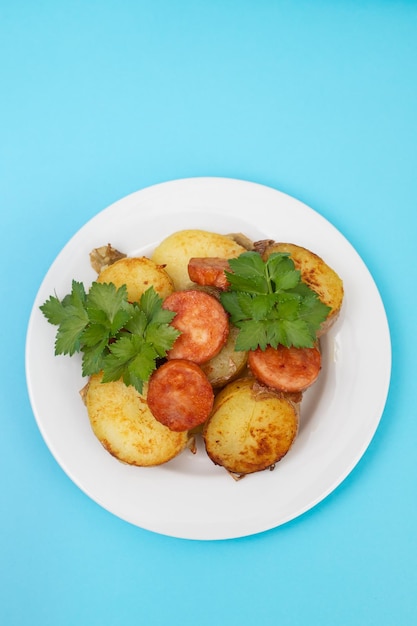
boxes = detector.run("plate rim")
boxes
[25,176,392,540]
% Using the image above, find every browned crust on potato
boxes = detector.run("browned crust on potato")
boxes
[86,374,189,466]
[96,256,175,302]
[203,377,299,475]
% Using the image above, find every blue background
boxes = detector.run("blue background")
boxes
[1,1,416,624]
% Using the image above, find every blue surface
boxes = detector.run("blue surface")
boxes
[1,1,416,624]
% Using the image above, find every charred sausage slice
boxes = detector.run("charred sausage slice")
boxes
[147,359,214,431]
[188,257,231,290]
[248,344,321,393]
[163,289,229,364]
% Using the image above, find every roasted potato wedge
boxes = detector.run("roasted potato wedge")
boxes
[86,373,189,466]
[262,242,344,335]
[203,377,299,475]
[200,324,248,388]
[96,256,174,302]
[151,229,247,291]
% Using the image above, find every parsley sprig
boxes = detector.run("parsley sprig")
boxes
[40,281,180,393]
[220,251,330,351]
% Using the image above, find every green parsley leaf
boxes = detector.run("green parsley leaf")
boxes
[81,339,109,377]
[40,281,87,326]
[80,322,110,348]
[233,319,269,351]
[87,282,133,334]
[249,293,278,321]
[102,335,159,394]
[124,305,148,335]
[264,318,287,348]
[144,321,180,357]
[40,295,68,326]
[281,319,316,348]
[54,305,89,356]
[40,281,180,393]
[298,291,332,331]
[220,251,331,351]
[69,280,88,309]
[266,254,300,291]
[226,252,269,293]
[139,285,165,319]
[40,281,90,356]
[218,291,246,321]
[87,282,127,318]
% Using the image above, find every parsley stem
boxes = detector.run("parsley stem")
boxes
[265,265,274,294]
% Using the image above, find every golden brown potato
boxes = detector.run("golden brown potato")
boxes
[262,242,344,335]
[96,256,174,302]
[203,377,299,475]
[200,324,248,388]
[151,229,247,291]
[86,373,189,466]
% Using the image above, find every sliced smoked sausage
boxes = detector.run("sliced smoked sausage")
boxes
[248,344,321,393]
[163,289,229,363]
[147,359,214,431]
[188,257,231,290]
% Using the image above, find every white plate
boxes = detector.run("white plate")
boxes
[26,177,391,540]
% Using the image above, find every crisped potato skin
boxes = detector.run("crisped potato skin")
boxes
[151,229,246,291]
[203,377,299,475]
[97,256,174,302]
[86,374,188,466]
[263,242,344,334]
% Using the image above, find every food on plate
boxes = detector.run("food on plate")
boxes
[89,244,126,273]
[86,373,189,466]
[247,344,321,393]
[200,324,248,388]
[162,289,229,363]
[203,377,299,476]
[147,359,214,431]
[40,226,344,478]
[260,242,344,335]
[218,249,332,351]
[97,255,174,302]
[40,278,179,391]
[187,257,231,290]
[151,229,246,290]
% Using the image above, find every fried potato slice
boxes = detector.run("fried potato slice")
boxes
[151,229,246,291]
[262,242,344,334]
[96,256,174,302]
[86,373,189,466]
[200,324,248,388]
[203,377,299,475]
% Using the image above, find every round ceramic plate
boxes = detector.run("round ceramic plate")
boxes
[26,177,391,540]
